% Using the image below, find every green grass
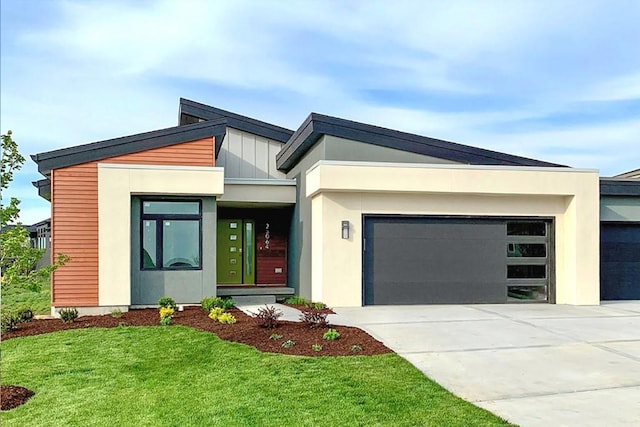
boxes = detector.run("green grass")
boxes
[1,327,512,426]
[1,278,50,315]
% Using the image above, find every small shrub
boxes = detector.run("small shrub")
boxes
[15,306,34,323]
[208,307,226,321]
[305,301,327,310]
[59,308,79,324]
[158,296,177,310]
[269,333,283,340]
[299,309,329,329]
[281,339,296,348]
[220,297,235,310]
[217,312,237,324]
[351,345,363,352]
[284,296,310,305]
[1,312,19,332]
[323,328,341,341]
[110,309,123,318]
[159,307,175,326]
[201,296,235,312]
[311,343,323,352]
[254,305,283,329]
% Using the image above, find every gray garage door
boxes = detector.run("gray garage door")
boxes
[601,223,640,300]
[363,216,552,305]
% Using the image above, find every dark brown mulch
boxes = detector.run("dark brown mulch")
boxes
[1,385,34,411]
[281,303,335,314]
[1,307,391,357]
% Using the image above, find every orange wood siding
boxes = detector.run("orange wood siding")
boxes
[51,137,215,306]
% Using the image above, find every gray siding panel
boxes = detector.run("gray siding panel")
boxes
[324,135,460,164]
[131,197,216,305]
[218,128,285,179]
[286,141,326,298]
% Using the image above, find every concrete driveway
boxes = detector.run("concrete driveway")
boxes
[332,302,640,427]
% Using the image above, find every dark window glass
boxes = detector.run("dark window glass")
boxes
[143,201,199,215]
[142,220,157,268]
[507,222,546,236]
[508,265,546,279]
[141,201,201,270]
[508,286,547,301]
[507,243,546,257]
[162,220,200,268]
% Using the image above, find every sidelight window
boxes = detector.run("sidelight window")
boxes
[141,201,201,270]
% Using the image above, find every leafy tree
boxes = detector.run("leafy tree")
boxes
[1,130,69,291]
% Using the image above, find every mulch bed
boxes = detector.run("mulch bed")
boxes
[1,385,34,411]
[281,303,335,314]
[1,307,391,357]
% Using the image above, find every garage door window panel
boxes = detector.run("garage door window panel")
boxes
[508,285,548,301]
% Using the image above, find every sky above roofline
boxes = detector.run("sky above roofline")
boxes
[1,0,639,224]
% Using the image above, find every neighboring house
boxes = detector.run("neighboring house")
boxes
[600,169,640,300]
[29,98,636,316]
[30,218,52,269]
[1,218,51,269]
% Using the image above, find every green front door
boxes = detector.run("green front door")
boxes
[216,219,255,285]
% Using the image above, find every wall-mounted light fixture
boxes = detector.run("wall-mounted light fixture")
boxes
[341,220,349,239]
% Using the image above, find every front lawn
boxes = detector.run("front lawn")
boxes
[1,326,512,426]
[1,277,50,315]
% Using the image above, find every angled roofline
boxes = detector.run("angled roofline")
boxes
[31,120,227,175]
[276,113,567,172]
[32,178,51,201]
[179,98,294,143]
[614,168,640,179]
[600,178,640,196]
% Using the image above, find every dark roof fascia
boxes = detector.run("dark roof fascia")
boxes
[31,120,227,175]
[614,168,640,179]
[31,217,51,227]
[32,179,51,201]
[179,98,294,143]
[276,113,567,172]
[600,178,640,196]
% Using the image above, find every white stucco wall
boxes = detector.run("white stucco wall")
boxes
[306,161,600,307]
[97,164,224,306]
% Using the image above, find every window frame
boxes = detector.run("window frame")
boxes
[140,199,203,271]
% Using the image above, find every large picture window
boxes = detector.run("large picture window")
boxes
[141,200,201,270]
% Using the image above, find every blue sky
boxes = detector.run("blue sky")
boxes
[1,0,639,224]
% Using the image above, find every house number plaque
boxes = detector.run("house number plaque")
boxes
[264,223,270,249]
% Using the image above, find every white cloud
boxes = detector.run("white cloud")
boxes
[583,72,640,101]
[2,0,640,220]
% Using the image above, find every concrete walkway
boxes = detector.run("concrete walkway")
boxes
[332,302,640,427]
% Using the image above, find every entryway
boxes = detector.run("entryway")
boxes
[216,208,290,287]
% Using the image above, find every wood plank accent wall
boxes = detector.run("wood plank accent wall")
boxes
[255,218,288,285]
[51,137,215,306]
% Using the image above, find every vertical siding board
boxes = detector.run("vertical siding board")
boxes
[268,141,284,178]
[241,133,257,178]
[218,128,286,179]
[254,136,269,179]
[51,137,214,307]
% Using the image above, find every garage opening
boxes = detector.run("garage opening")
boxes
[363,216,553,305]
[601,222,640,300]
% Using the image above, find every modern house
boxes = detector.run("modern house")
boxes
[31,99,639,316]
